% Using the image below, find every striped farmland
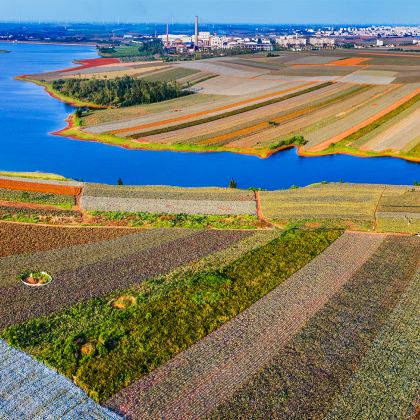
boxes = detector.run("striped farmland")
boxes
[106,232,385,419]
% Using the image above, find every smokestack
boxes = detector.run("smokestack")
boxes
[166,23,169,48]
[195,16,199,46]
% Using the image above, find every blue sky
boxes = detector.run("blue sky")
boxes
[2,0,419,24]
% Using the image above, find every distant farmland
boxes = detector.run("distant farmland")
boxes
[21,49,417,161]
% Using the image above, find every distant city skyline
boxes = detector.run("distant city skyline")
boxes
[2,0,420,25]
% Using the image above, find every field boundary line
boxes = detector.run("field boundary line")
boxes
[373,186,387,231]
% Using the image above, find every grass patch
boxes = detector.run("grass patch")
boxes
[0,229,341,402]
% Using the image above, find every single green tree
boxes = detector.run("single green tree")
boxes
[117,177,124,185]
[229,179,237,189]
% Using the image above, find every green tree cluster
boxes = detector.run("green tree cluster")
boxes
[52,76,185,107]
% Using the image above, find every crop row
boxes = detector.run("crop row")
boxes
[211,235,419,419]
[222,84,380,149]
[0,340,122,419]
[106,231,381,419]
[81,196,257,216]
[0,229,249,328]
[1,230,340,402]
[260,183,387,224]
[0,221,140,257]
[87,211,260,229]
[0,228,193,289]
[0,187,75,209]
[0,203,82,224]
[82,183,255,201]
[124,82,333,138]
[326,269,419,419]
[140,82,353,144]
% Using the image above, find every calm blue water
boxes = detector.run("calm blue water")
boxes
[0,42,418,189]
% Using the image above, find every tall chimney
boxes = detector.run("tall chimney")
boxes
[195,16,199,46]
[166,23,169,48]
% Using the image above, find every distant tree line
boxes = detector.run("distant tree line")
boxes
[52,76,186,107]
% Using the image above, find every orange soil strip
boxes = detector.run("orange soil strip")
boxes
[56,58,121,74]
[309,87,420,152]
[327,57,371,66]
[109,82,315,135]
[0,179,81,196]
[254,191,270,225]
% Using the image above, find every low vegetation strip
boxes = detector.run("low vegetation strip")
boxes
[0,230,248,328]
[0,203,82,224]
[0,222,140,257]
[211,235,419,419]
[0,340,122,419]
[0,178,81,196]
[111,82,327,136]
[87,211,260,229]
[326,269,420,419]
[0,187,75,209]
[106,231,381,419]
[2,230,339,403]
[81,196,257,216]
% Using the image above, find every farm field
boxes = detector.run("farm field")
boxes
[0,229,341,402]
[0,172,418,417]
[259,182,420,232]
[1,227,418,418]
[0,175,418,232]
[23,49,420,160]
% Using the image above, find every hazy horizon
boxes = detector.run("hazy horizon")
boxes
[2,0,419,25]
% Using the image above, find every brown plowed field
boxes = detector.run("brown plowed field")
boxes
[0,221,139,257]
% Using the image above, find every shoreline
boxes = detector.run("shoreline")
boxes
[53,114,420,163]
[15,71,420,164]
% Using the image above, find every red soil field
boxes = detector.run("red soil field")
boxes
[0,179,81,196]
[57,58,121,74]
